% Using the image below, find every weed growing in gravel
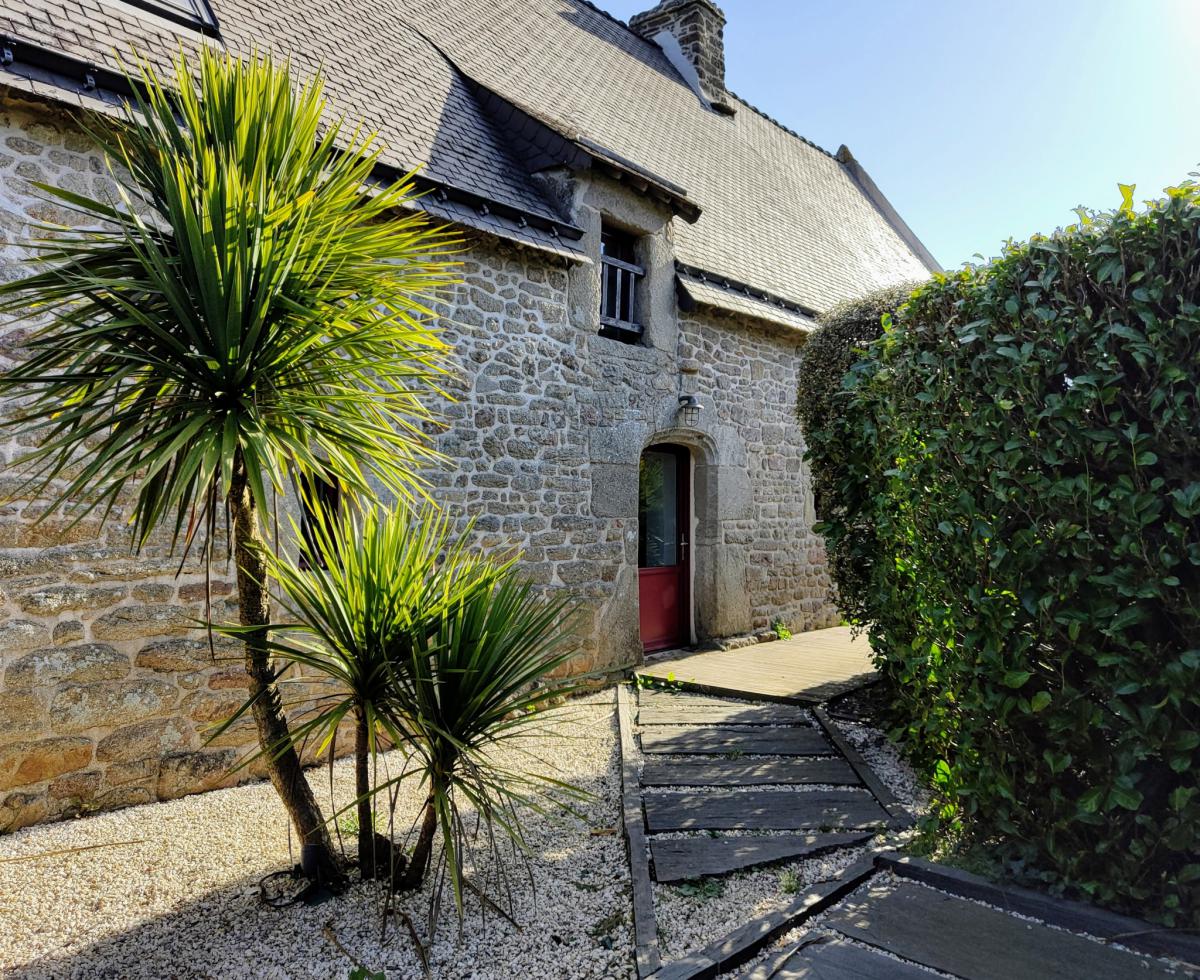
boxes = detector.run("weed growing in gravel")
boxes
[588,911,626,942]
[674,879,724,900]
[778,868,802,894]
[336,811,383,837]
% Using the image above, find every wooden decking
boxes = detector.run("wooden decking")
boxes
[636,626,875,703]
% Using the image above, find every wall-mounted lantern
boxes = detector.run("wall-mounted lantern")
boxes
[678,393,703,427]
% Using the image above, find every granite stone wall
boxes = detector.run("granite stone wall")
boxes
[0,87,836,831]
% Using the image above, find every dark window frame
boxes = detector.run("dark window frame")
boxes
[599,224,645,343]
[117,0,221,35]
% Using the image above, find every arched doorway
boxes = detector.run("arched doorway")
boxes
[638,443,691,652]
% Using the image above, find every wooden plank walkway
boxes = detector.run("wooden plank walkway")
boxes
[637,626,875,703]
[640,757,859,787]
[754,938,933,980]
[639,725,832,756]
[618,688,1200,980]
[638,693,811,726]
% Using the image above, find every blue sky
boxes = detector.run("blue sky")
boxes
[599,0,1198,270]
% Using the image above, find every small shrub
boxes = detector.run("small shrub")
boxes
[807,180,1200,925]
[778,868,802,894]
[771,618,792,640]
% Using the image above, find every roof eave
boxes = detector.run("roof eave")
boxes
[0,34,586,259]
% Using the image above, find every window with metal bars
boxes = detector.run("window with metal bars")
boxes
[599,225,644,343]
[118,0,219,32]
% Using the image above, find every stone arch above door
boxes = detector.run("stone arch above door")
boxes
[588,420,753,664]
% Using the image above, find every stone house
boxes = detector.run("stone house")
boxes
[0,0,937,828]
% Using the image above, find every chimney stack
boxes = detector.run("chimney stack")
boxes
[630,1,730,109]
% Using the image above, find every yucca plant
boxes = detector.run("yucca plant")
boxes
[214,503,504,881]
[388,564,584,921]
[0,50,458,880]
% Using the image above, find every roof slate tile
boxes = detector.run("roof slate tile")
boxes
[1,0,935,312]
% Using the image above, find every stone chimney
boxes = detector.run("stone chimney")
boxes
[630,0,731,110]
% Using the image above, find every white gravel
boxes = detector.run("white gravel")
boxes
[654,843,870,960]
[0,692,632,980]
[837,720,930,818]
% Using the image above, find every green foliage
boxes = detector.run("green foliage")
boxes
[391,544,585,914]
[214,505,498,769]
[0,48,457,553]
[778,868,802,894]
[797,284,918,622]
[221,503,583,917]
[673,878,724,900]
[805,181,1200,926]
[771,618,792,641]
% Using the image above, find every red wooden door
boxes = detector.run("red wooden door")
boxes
[638,445,690,652]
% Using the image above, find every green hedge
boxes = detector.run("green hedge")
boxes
[808,183,1200,925]
[797,284,916,623]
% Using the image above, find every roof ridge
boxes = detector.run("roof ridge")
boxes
[724,89,835,159]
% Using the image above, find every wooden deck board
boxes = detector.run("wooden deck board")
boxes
[637,627,875,703]
[639,725,832,757]
[637,695,811,727]
[651,833,873,883]
[764,939,934,979]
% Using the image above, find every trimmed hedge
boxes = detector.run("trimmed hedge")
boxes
[797,284,917,623]
[807,183,1200,926]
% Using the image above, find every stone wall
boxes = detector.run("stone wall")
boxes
[0,86,836,831]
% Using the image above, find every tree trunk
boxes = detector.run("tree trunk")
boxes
[230,452,341,885]
[355,708,373,874]
[398,793,439,891]
[353,706,397,880]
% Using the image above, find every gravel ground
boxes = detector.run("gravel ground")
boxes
[838,720,930,818]
[0,692,632,980]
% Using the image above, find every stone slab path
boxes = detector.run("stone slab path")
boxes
[617,685,1200,980]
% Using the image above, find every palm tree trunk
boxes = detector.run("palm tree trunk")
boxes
[230,452,341,884]
[353,706,394,880]
[398,794,439,891]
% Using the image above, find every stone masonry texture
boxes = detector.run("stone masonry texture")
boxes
[0,90,837,830]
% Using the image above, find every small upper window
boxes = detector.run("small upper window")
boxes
[599,225,644,344]
[119,0,219,32]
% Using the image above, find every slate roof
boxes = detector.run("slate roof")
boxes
[0,0,937,320]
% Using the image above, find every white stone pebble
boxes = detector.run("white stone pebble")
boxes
[0,692,632,980]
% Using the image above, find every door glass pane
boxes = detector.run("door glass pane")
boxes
[639,450,678,568]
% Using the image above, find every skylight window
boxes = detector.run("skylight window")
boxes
[118,0,219,33]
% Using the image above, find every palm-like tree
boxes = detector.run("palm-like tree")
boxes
[221,503,582,916]
[216,504,503,880]
[0,50,458,880]
[391,569,583,918]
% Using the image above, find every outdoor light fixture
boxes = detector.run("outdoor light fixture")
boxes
[678,393,703,427]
